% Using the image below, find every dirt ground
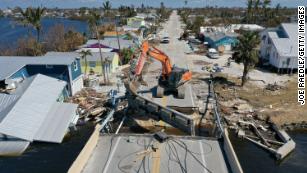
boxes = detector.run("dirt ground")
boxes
[213,73,307,127]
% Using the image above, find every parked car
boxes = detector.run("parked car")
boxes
[213,66,224,72]
[207,48,219,59]
[160,37,170,44]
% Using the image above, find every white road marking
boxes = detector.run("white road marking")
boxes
[199,140,207,173]
[102,137,121,173]
[189,84,195,107]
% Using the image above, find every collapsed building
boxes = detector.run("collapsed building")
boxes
[0,55,83,156]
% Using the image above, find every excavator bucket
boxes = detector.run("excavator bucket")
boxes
[124,79,140,95]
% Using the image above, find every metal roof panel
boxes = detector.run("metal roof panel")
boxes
[0,74,67,141]
[34,102,78,143]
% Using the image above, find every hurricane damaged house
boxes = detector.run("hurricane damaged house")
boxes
[0,54,83,156]
[259,23,307,72]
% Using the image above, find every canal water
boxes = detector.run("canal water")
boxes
[0,123,95,173]
[229,130,307,173]
[0,17,89,47]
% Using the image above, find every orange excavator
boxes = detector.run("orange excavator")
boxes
[129,41,192,99]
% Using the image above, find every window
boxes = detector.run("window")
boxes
[46,65,53,69]
[73,61,78,71]
[262,35,266,41]
[286,58,291,66]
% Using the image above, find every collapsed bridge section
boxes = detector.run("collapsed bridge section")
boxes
[126,92,197,135]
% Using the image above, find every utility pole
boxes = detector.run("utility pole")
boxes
[115,14,122,65]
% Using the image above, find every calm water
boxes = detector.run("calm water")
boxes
[0,123,95,173]
[0,17,89,47]
[230,130,307,173]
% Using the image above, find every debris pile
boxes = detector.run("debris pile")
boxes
[66,88,108,119]
[265,83,283,91]
[219,98,295,160]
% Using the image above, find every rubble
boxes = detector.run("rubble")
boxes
[265,83,283,91]
[217,95,295,160]
[66,88,108,119]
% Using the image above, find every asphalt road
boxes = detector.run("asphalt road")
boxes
[157,11,192,69]
[139,11,197,108]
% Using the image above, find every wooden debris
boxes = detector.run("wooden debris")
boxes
[66,88,108,119]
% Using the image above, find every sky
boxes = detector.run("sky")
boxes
[0,0,305,9]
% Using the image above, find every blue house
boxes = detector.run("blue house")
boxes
[205,32,239,51]
[0,53,84,156]
[0,54,83,96]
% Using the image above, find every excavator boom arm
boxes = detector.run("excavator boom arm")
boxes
[147,48,173,76]
[134,41,191,82]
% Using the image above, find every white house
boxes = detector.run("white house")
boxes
[259,23,307,72]
[200,24,264,34]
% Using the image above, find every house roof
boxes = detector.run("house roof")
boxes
[55,50,118,61]
[86,52,117,62]
[86,38,135,49]
[77,47,114,53]
[268,31,279,39]
[0,55,77,81]
[86,43,112,49]
[280,23,298,39]
[0,74,70,142]
[206,32,238,42]
[0,94,20,122]
[34,102,78,143]
[230,24,264,31]
[44,51,80,59]
[269,23,307,57]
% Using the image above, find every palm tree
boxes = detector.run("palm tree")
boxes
[233,31,260,86]
[262,0,271,19]
[274,3,281,16]
[253,0,261,23]
[17,7,46,42]
[103,0,112,18]
[79,50,92,75]
[88,11,108,84]
[245,0,253,23]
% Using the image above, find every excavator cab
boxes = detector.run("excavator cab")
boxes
[156,66,188,99]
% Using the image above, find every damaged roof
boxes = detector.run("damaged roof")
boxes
[0,55,78,81]
[0,74,76,143]
[34,102,78,143]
